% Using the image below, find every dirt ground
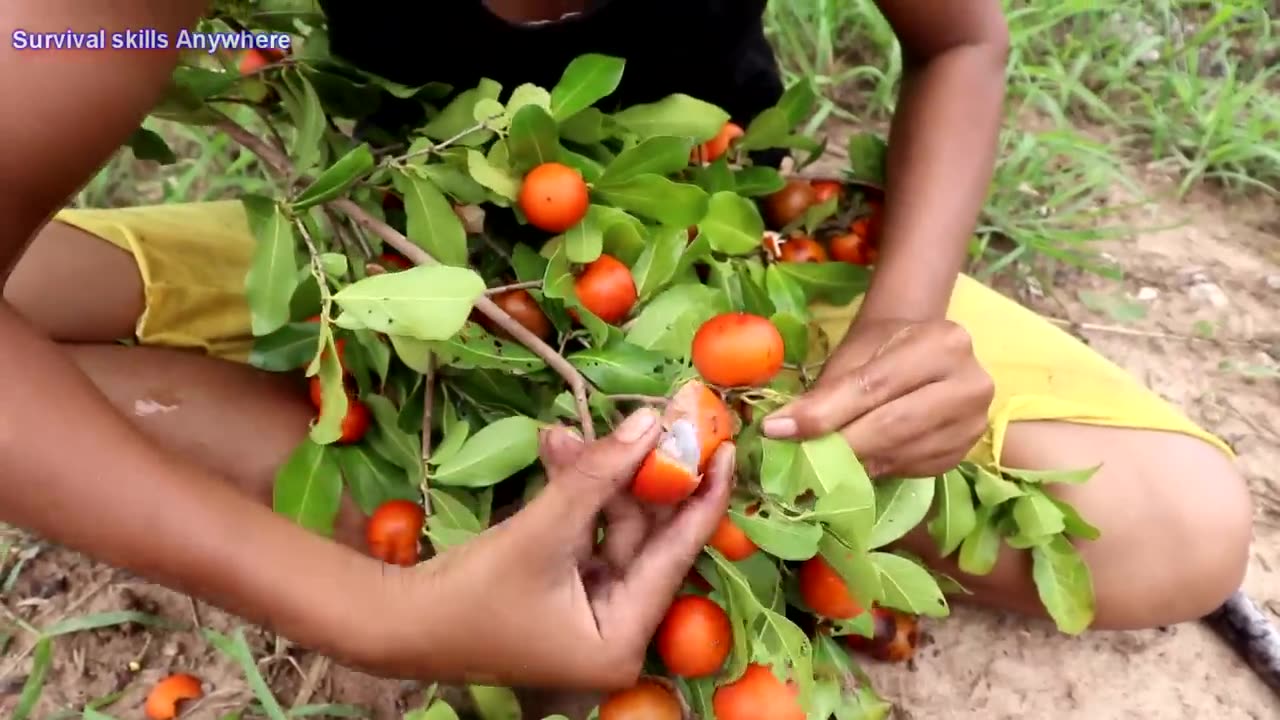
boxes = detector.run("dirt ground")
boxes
[1,170,1277,719]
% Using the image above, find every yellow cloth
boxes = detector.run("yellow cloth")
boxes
[55,201,1231,464]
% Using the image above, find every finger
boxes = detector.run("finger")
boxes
[860,416,988,479]
[598,442,735,645]
[539,424,586,466]
[601,497,649,569]
[839,380,955,469]
[538,408,662,525]
[761,328,950,440]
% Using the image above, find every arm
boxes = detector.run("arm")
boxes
[856,0,1009,323]
[0,0,384,661]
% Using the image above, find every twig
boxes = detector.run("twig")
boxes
[606,394,669,406]
[486,280,542,295]
[214,114,598,440]
[387,117,500,165]
[323,207,370,265]
[292,655,331,710]
[421,356,435,515]
[1044,316,1266,347]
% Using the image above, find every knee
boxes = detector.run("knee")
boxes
[1092,445,1253,630]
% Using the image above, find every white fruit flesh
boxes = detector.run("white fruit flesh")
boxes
[657,418,701,471]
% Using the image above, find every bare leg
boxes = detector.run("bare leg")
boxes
[898,421,1253,630]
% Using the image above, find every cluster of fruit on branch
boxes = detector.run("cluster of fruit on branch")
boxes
[127,6,1103,716]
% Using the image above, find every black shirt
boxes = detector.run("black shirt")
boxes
[317,0,784,133]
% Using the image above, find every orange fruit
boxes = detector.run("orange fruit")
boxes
[691,122,745,164]
[798,556,862,619]
[481,288,553,341]
[829,229,877,266]
[708,513,758,561]
[845,605,921,663]
[145,674,203,720]
[691,313,785,387]
[762,179,816,230]
[631,380,733,505]
[713,664,804,720]
[365,499,425,566]
[518,162,589,233]
[811,180,843,204]
[599,679,682,720]
[656,595,733,678]
[574,254,637,325]
[774,235,828,263]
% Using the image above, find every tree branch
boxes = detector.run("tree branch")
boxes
[214,114,597,440]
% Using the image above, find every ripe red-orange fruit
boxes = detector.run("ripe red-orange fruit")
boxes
[338,399,370,444]
[829,229,877,266]
[574,254,637,325]
[691,122,745,164]
[798,556,862,619]
[774,235,828,263]
[845,605,921,663]
[378,251,412,271]
[482,288,553,341]
[631,381,734,505]
[145,674,203,720]
[713,664,804,720]
[238,49,271,75]
[599,679,682,720]
[691,313,785,388]
[811,179,843,204]
[656,595,732,678]
[366,499,425,566]
[518,162,589,233]
[708,514,758,561]
[762,179,817,230]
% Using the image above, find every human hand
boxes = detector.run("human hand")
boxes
[760,318,993,478]
[355,409,734,690]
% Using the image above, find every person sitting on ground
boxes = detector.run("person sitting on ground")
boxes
[0,0,1252,699]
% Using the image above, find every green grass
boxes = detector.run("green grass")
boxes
[77,0,1279,278]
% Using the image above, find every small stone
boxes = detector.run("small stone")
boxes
[1188,281,1229,309]
[1137,286,1160,301]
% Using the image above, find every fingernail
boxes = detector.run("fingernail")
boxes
[762,415,797,439]
[616,408,657,442]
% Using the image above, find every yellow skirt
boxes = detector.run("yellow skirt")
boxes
[54,202,1231,466]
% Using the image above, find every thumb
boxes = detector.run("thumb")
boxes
[537,408,663,525]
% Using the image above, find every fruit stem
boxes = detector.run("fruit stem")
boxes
[485,280,542,295]
[214,113,599,441]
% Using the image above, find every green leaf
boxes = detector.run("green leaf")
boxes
[972,464,1025,506]
[958,505,1002,576]
[391,170,468,266]
[869,552,949,618]
[363,394,424,477]
[611,93,729,141]
[776,78,818,126]
[772,262,871,306]
[332,266,485,340]
[550,53,625,121]
[819,533,883,609]
[770,311,809,366]
[563,205,604,263]
[406,325,546,375]
[426,489,482,552]
[249,321,321,372]
[794,434,868,498]
[568,338,681,395]
[503,82,552,120]
[625,283,729,359]
[419,162,489,204]
[308,337,347,444]
[765,264,808,316]
[592,174,709,227]
[1000,464,1101,485]
[1031,536,1096,634]
[1051,498,1102,541]
[335,445,414,515]
[754,610,817,707]
[560,107,611,144]
[868,477,935,549]
[280,69,326,175]
[422,80,501,145]
[242,196,299,336]
[733,166,786,196]
[432,415,542,487]
[847,132,888,186]
[808,463,875,552]
[630,225,687,300]
[758,438,799,498]
[733,507,822,561]
[1011,490,1067,539]
[273,439,342,536]
[928,470,977,557]
[738,107,791,151]
[506,104,560,173]
[403,700,460,720]
[697,191,766,255]
[465,149,521,200]
[598,136,696,185]
[293,143,375,210]
[125,126,177,164]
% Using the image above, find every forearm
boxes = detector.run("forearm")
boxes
[0,305,385,657]
[857,42,1008,323]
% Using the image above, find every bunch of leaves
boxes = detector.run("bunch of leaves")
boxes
[135,5,1102,718]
